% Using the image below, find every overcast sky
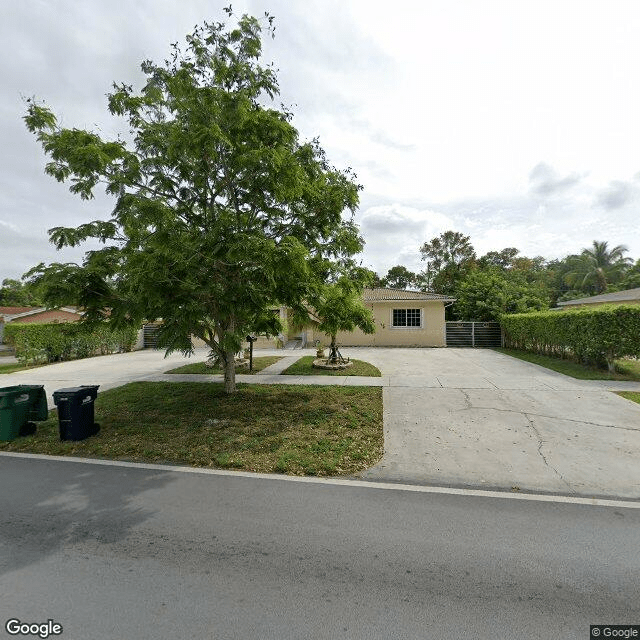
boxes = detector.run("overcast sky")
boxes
[2,0,640,281]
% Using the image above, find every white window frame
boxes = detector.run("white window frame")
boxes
[390,307,423,329]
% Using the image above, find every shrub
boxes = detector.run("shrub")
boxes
[3,322,138,364]
[501,305,640,372]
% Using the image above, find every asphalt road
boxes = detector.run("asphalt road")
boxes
[1,455,639,639]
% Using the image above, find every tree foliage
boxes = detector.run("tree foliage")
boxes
[381,265,416,289]
[302,273,375,358]
[24,12,363,393]
[455,268,549,321]
[0,278,42,307]
[564,241,631,295]
[418,230,476,296]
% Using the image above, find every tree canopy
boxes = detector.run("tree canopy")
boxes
[0,278,42,307]
[24,12,362,393]
[381,265,417,289]
[563,241,631,295]
[418,230,476,297]
[455,268,549,321]
[302,273,375,360]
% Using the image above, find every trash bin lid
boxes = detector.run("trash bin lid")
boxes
[0,386,26,397]
[53,385,100,394]
[53,385,100,402]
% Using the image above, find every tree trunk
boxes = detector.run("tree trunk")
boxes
[328,334,338,363]
[223,348,236,394]
[605,349,616,374]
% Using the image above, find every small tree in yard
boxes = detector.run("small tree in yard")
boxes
[302,273,375,363]
[24,11,362,393]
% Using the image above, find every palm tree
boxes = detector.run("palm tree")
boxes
[565,241,631,294]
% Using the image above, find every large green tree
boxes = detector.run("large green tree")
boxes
[455,268,549,321]
[0,278,42,307]
[24,12,361,393]
[418,230,476,295]
[381,265,416,289]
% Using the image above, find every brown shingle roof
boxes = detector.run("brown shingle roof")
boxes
[556,287,640,306]
[363,288,456,302]
[0,306,39,315]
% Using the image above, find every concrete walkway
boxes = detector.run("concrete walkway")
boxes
[255,355,303,375]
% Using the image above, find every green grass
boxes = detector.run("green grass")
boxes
[617,392,640,405]
[494,348,640,381]
[0,361,46,374]
[165,356,283,375]
[0,382,383,476]
[282,356,381,377]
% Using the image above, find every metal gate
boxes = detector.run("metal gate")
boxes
[143,323,161,349]
[446,322,502,347]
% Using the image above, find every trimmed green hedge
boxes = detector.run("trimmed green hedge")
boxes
[501,305,640,371]
[3,322,138,364]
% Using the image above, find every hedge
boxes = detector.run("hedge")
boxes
[3,322,138,364]
[501,305,640,371]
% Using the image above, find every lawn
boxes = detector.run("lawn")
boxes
[165,356,283,375]
[282,356,381,377]
[0,361,45,375]
[617,392,640,405]
[494,348,640,381]
[0,382,383,476]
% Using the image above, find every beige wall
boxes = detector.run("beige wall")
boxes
[189,301,448,350]
[311,301,447,347]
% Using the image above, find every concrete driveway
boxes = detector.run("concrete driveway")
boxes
[1,348,211,407]
[346,348,640,500]
[3,346,640,500]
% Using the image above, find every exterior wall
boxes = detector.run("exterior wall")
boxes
[133,327,146,351]
[12,310,81,324]
[313,300,447,347]
[191,335,281,350]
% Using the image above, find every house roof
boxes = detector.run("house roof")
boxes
[556,287,640,306]
[363,288,456,302]
[0,306,83,321]
[0,306,39,316]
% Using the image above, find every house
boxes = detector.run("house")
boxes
[0,306,83,343]
[556,287,640,309]
[251,288,455,349]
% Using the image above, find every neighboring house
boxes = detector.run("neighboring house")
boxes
[556,287,640,309]
[249,288,455,349]
[0,306,83,342]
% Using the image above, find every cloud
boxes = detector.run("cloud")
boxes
[357,204,454,274]
[595,180,634,210]
[528,162,582,196]
[359,204,452,236]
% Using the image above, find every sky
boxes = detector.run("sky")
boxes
[2,0,640,282]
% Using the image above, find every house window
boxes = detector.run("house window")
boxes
[392,308,421,327]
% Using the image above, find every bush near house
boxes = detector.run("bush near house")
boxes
[4,322,138,364]
[501,305,640,372]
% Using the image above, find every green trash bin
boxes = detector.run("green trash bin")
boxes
[19,385,49,422]
[0,386,34,441]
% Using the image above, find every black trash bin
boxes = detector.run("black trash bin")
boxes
[53,385,100,441]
